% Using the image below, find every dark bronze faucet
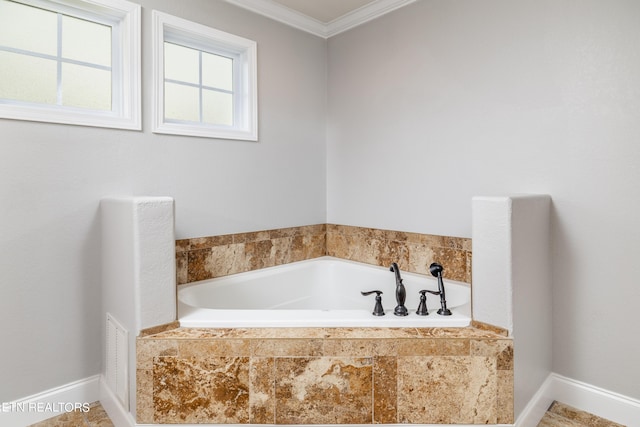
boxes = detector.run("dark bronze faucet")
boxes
[428,263,452,315]
[390,262,408,316]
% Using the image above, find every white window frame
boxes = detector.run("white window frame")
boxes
[152,10,258,141]
[0,0,141,130]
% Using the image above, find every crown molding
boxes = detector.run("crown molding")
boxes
[224,0,327,37]
[223,0,416,39]
[325,0,416,37]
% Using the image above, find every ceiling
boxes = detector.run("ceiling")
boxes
[270,0,377,24]
[224,0,416,38]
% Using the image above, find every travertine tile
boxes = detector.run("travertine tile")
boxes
[407,242,435,275]
[84,402,114,427]
[373,356,397,423]
[375,239,410,269]
[176,251,188,285]
[324,224,471,283]
[209,243,246,277]
[269,226,300,238]
[178,224,471,286]
[235,230,271,243]
[29,402,114,427]
[471,320,509,336]
[416,326,504,339]
[28,409,87,427]
[245,240,274,270]
[274,357,373,424]
[538,411,586,427]
[136,339,178,369]
[142,326,508,340]
[153,356,250,424]
[323,339,375,356]
[139,321,180,337]
[395,338,470,356]
[270,236,296,265]
[189,235,232,250]
[177,339,251,357]
[542,401,625,427]
[249,357,275,423]
[187,248,212,282]
[466,251,473,283]
[175,238,190,253]
[136,369,153,424]
[251,339,324,356]
[397,356,497,424]
[304,233,327,259]
[497,369,514,424]
[431,246,468,282]
[323,327,420,339]
[137,327,513,425]
[372,338,402,356]
[470,339,514,370]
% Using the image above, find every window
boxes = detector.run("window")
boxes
[0,0,140,129]
[152,11,258,141]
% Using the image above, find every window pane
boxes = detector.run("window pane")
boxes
[202,52,232,91]
[62,63,111,110]
[203,89,233,126]
[165,82,199,122]
[0,0,57,55]
[164,42,199,84]
[62,15,111,67]
[0,51,57,104]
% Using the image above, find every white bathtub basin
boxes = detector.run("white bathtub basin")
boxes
[178,256,471,328]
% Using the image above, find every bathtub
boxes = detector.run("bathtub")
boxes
[178,256,471,328]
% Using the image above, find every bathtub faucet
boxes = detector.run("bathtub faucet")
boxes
[390,262,408,316]
[428,263,452,316]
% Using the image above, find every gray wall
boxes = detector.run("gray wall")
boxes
[3,0,640,407]
[327,0,640,400]
[0,0,327,401]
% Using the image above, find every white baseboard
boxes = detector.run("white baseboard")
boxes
[4,372,638,427]
[548,373,640,427]
[0,375,100,427]
[516,372,640,427]
[515,374,555,427]
[99,375,136,427]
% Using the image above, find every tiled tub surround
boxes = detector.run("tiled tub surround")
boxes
[137,326,513,424]
[158,225,487,424]
[326,224,472,283]
[176,224,472,285]
[176,224,327,284]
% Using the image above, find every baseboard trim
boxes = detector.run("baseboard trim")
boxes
[548,373,640,426]
[515,374,555,427]
[99,375,136,427]
[5,372,638,427]
[1,375,100,426]
[515,372,640,427]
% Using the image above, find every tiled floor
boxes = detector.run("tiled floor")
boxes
[537,401,625,427]
[29,399,622,427]
[28,402,114,427]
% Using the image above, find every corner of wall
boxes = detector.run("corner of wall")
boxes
[472,194,552,420]
[100,196,176,419]
[471,196,514,332]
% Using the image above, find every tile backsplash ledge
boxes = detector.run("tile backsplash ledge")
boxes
[176,224,471,285]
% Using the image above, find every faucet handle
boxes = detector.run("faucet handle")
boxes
[361,290,385,316]
[416,290,429,316]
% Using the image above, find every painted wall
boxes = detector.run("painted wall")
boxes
[0,0,327,401]
[3,0,640,408]
[327,0,640,400]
